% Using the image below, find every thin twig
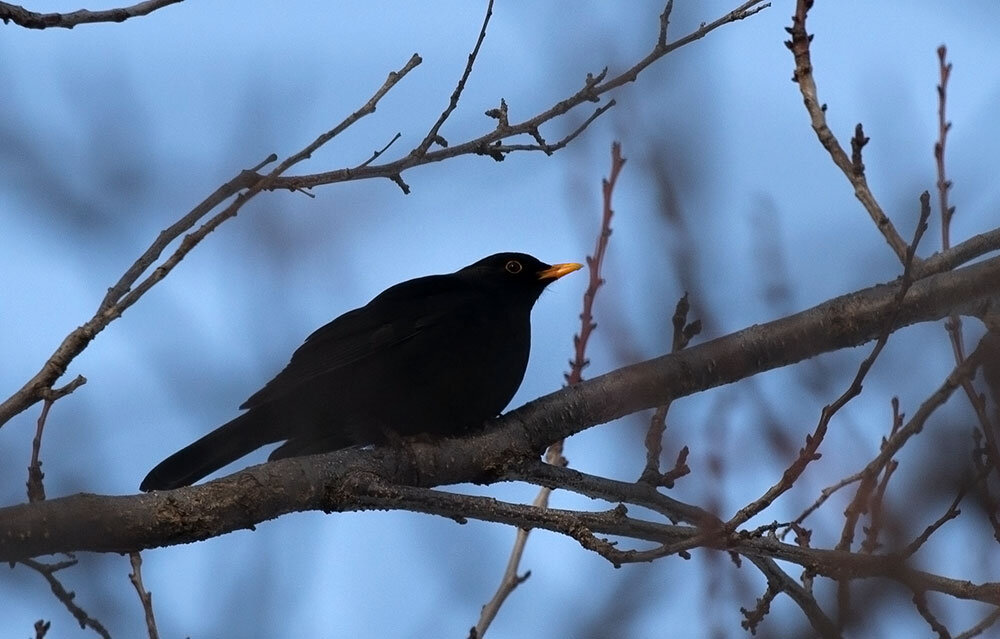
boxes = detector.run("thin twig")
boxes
[935,45,955,251]
[729,193,931,529]
[18,558,111,639]
[744,555,841,638]
[785,0,910,262]
[641,293,700,484]
[349,481,1000,605]
[355,132,402,170]
[269,1,770,191]
[26,376,86,503]
[128,552,160,639]
[955,607,1000,639]
[901,463,990,560]
[413,0,494,159]
[0,55,421,428]
[837,338,987,553]
[475,141,626,638]
[26,399,52,503]
[912,590,952,639]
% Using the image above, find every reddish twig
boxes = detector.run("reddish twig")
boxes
[641,294,700,485]
[474,142,625,638]
[729,194,931,530]
[935,45,955,251]
[931,47,1000,515]
[860,460,897,554]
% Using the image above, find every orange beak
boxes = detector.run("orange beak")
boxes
[537,262,583,281]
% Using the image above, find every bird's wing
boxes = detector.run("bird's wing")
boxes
[240,274,480,409]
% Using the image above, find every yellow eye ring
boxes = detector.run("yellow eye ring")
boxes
[505,260,522,274]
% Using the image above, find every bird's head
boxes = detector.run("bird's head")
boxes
[456,252,582,304]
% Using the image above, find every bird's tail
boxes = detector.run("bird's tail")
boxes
[139,410,281,491]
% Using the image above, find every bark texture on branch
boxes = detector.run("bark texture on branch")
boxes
[2,254,999,561]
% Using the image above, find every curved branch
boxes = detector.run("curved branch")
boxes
[2,254,999,562]
[264,1,771,191]
[0,0,181,29]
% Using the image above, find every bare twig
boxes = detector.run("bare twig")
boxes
[901,463,990,560]
[837,338,986,555]
[348,481,1000,605]
[567,141,625,387]
[26,376,86,503]
[26,399,52,503]
[475,141,626,638]
[18,558,111,639]
[0,55,421,428]
[0,0,181,29]
[355,132,403,170]
[791,348,978,533]
[744,555,841,638]
[413,0,494,158]
[729,194,931,529]
[935,45,955,251]
[507,459,717,526]
[641,293,700,484]
[785,0,911,262]
[268,1,770,191]
[913,590,952,639]
[955,607,1000,639]
[128,552,159,639]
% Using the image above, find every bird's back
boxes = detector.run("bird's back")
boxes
[251,273,533,451]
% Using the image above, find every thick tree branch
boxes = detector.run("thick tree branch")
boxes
[2,254,1000,561]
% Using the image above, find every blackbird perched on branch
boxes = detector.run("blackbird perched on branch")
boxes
[140,252,581,491]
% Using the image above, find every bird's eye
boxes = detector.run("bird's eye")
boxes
[505,260,522,274]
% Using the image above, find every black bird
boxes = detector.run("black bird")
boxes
[140,252,581,491]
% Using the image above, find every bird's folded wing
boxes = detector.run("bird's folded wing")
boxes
[239,276,479,409]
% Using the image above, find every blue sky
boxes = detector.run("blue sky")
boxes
[2,1,999,637]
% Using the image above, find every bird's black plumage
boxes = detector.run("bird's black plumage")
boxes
[140,252,581,491]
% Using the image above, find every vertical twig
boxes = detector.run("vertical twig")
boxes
[932,47,1000,508]
[640,294,699,484]
[785,0,911,262]
[27,399,53,503]
[26,376,85,502]
[129,552,160,639]
[473,142,625,638]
